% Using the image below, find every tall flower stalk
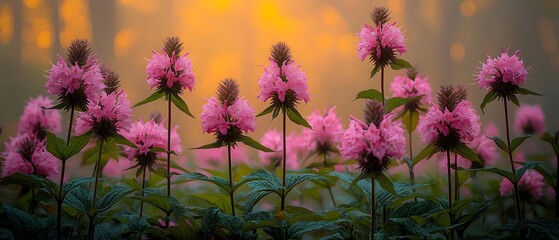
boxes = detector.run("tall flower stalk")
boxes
[256,42,311,212]
[45,39,104,240]
[340,100,406,239]
[417,85,481,239]
[199,78,270,216]
[476,48,539,222]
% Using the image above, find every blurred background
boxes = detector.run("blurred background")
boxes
[0,0,558,163]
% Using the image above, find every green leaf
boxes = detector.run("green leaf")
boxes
[133,91,165,108]
[256,104,275,117]
[390,58,413,70]
[370,64,381,79]
[285,173,328,195]
[386,96,421,113]
[515,162,541,181]
[111,133,136,148]
[131,194,173,214]
[377,172,396,195]
[64,188,91,216]
[516,87,543,96]
[43,102,66,110]
[182,173,231,193]
[96,187,132,213]
[239,135,274,152]
[518,161,556,187]
[354,89,383,102]
[392,200,442,218]
[286,107,311,129]
[508,94,520,106]
[63,133,91,159]
[46,132,66,160]
[349,172,368,188]
[62,177,95,200]
[413,143,439,166]
[272,106,281,119]
[510,136,530,152]
[191,142,224,150]
[467,167,515,183]
[288,221,332,239]
[171,93,195,118]
[402,110,420,133]
[453,143,482,165]
[2,204,41,238]
[489,136,509,153]
[541,132,559,156]
[1,173,48,190]
[480,91,497,114]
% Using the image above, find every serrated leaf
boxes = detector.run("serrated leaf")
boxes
[133,91,165,108]
[510,136,530,152]
[285,173,328,195]
[64,133,91,159]
[402,110,420,133]
[171,93,195,118]
[453,143,482,165]
[386,96,421,113]
[489,136,509,153]
[377,172,396,195]
[182,173,231,193]
[413,143,439,166]
[287,107,311,129]
[480,91,497,114]
[370,65,381,79]
[467,167,514,183]
[191,142,224,150]
[131,194,172,214]
[62,177,95,200]
[390,58,413,70]
[256,104,275,117]
[96,187,132,213]
[354,89,383,102]
[240,135,274,152]
[46,132,66,160]
[516,88,543,96]
[64,188,91,216]
[392,200,442,218]
[288,221,332,238]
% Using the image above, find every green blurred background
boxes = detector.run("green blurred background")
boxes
[0,0,558,160]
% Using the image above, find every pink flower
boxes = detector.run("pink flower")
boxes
[257,60,310,103]
[418,101,480,148]
[514,104,545,135]
[46,56,105,109]
[121,120,182,162]
[146,50,195,93]
[340,114,406,174]
[477,49,528,90]
[500,170,544,201]
[193,146,251,170]
[201,97,256,135]
[303,107,344,154]
[1,133,59,179]
[75,91,132,139]
[103,157,135,178]
[357,23,406,63]
[258,129,300,169]
[390,73,432,108]
[17,95,61,137]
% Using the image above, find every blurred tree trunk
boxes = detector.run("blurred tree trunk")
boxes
[50,0,61,56]
[89,1,116,66]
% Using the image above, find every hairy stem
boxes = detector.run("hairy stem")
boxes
[228,144,236,216]
[503,97,523,221]
[57,105,74,240]
[281,107,287,212]
[371,176,376,240]
[447,151,454,240]
[89,140,103,240]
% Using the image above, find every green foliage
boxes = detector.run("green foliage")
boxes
[47,132,91,161]
[480,91,497,114]
[286,107,312,129]
[385,96,421,113]
[413,142,439,166]
[453,143,482,165]
[239,135,274,152]
[1,204,56,239]
[503,218,559,239]
[132,91,165,108]
[541,131,559,156]
[389,58,413,70]
[354,89,383,102]
[171,92,195,118]
[370,64,381,79]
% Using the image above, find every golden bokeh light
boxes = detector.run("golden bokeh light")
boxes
[114,29,137,57]
[450,42,465,62]
[24,0,42,9]
[36,30,52,49]
[388,0,405,14]
[460,0,477,17]
[0,4,13,44]
[59,0,91,48]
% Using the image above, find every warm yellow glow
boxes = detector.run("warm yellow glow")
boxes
[315,33,334,51]
[60,0,92,48]
[450,42,465,62]
[209,0,233,11]
[338,34,354,54]
[120,0,156,14]
[114,29,137,57]
[388,0,405,14]
[24,0,41,9]
[0,4,13,44]
[36,30,52,48]
[322,6,341,26]
[421,0,439,28]
[257,0,291,32]
[460,0,477,17]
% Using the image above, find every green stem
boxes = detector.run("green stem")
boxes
[408,128,416,202]
[371,176,376,240]
[281,107,287,212]
[165,94,172,227]
[455,154,459,202]
[503,97,523,222]
[447,151,454,240]
[89,140,103,240]
[30,188,36,214]
[57,104,74,240]
[381,67,385,104]
[140,166,146,218]
[228,144,236,216]
[87,217,94,240]
[323,155,336,207]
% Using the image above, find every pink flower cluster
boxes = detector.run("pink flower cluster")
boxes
[390,74,432,107]
[1,133,59,178]
[340,115,406,163]
[357,23,406,62]
[46,56,104,101]
[418,101,480,145]
[122,119,182,160]
[146,50,195,92]
[75,91,132,136]
[477,49,528,89]
[201,97,255,135]
[258,60,310,103]
[193,146,250,170]
[500,170,544,201]
[258,129,303,169]
[303,107,344,152]
[17,95,61,136]
[514,104,545,135]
